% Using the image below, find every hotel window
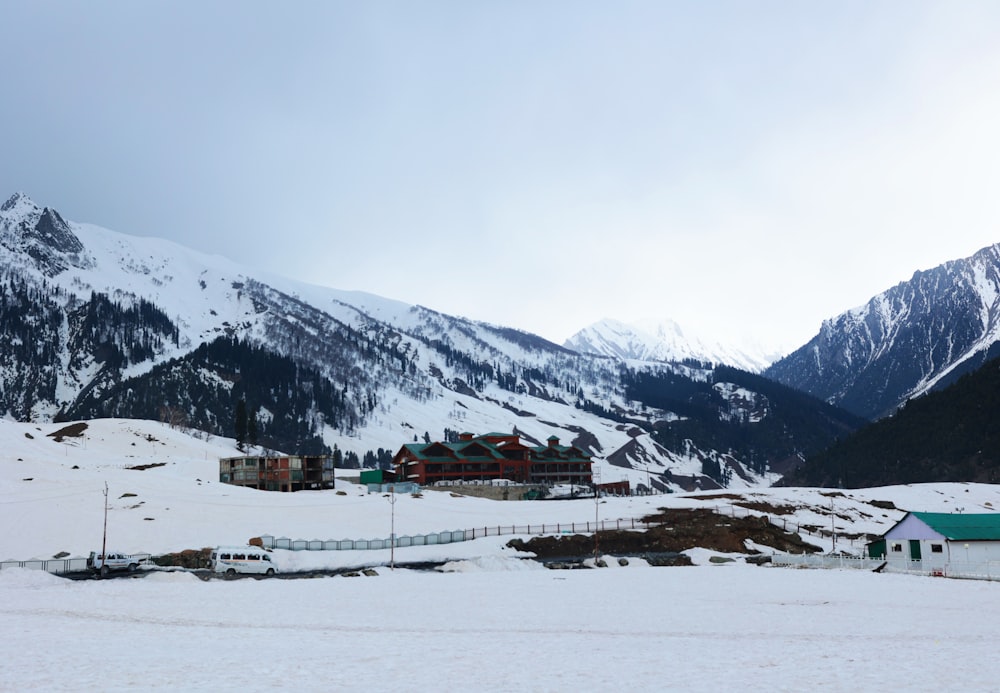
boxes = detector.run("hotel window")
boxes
[931,544,943,553]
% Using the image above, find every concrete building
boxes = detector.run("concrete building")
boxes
[219,454,335,492]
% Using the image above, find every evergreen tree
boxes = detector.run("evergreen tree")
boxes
[248,404,259,449]
[234,399,248,451]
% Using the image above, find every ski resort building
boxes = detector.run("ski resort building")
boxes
[873,511,1000,573]
[392,432,593,486]
[219,454,335,492]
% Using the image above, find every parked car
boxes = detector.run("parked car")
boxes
[87,551,142,576]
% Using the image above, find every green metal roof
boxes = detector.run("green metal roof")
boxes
[399,433,590,464]
[401,439,504,461]
[911,512,1000,541]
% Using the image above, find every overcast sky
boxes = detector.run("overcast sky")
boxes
[3,2,1000,352]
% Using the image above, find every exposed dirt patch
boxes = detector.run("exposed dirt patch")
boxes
[693,493,799,516]
[507,507,821,561]
[695,493,746,502]
[126,462,167,471]
[502,401,535,417]
[733,500,800,516]
[47,422,88,442]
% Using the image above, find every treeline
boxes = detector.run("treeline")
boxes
[0,274,65,417]
[67,291,179,369]
[783,357,1000,488]
[63,336,363,455]
[0,278,179,419]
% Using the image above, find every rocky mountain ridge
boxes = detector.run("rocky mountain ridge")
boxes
[765,243,1000,420]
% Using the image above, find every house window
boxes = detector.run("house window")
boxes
[891,543,903,553]
[931,544,943,553]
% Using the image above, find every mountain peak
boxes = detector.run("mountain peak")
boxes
[1,191,41,219]
[563,317,779,372]
[0,192,87,276]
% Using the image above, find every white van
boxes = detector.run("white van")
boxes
[209,546,278,577]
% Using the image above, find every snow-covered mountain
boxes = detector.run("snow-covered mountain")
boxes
[765,243,1000,420]
[0,192,863,490]
[564,317,781,372]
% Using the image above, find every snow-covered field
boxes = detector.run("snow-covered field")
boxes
[4,563,999,691]
[3,418,1000,691]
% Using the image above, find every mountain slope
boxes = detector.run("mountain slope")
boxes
[764,243,1000,420]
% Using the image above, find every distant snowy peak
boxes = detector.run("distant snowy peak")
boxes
[563,317,777,372]
[0,192,89,276]
[563,318,661,361]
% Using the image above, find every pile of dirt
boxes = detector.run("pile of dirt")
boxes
[507,507,821,562]
[46,422,88,442]
[152,548,212,569]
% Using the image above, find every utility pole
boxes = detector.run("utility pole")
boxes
[100,481,109,577]
[593,467,601,563]
[388,485,397,570]
[830,498,836,553]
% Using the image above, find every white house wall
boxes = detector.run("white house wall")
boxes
[883,538,941,568]
[884,538,1000,572]
[949,541,1000,566]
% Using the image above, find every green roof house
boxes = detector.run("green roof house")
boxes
[879,511,1000,575]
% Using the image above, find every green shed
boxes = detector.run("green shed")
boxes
[360,469,396,485]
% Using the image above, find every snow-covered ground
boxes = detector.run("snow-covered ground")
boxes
[4,417,1000,691]
[4,563,999,691]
